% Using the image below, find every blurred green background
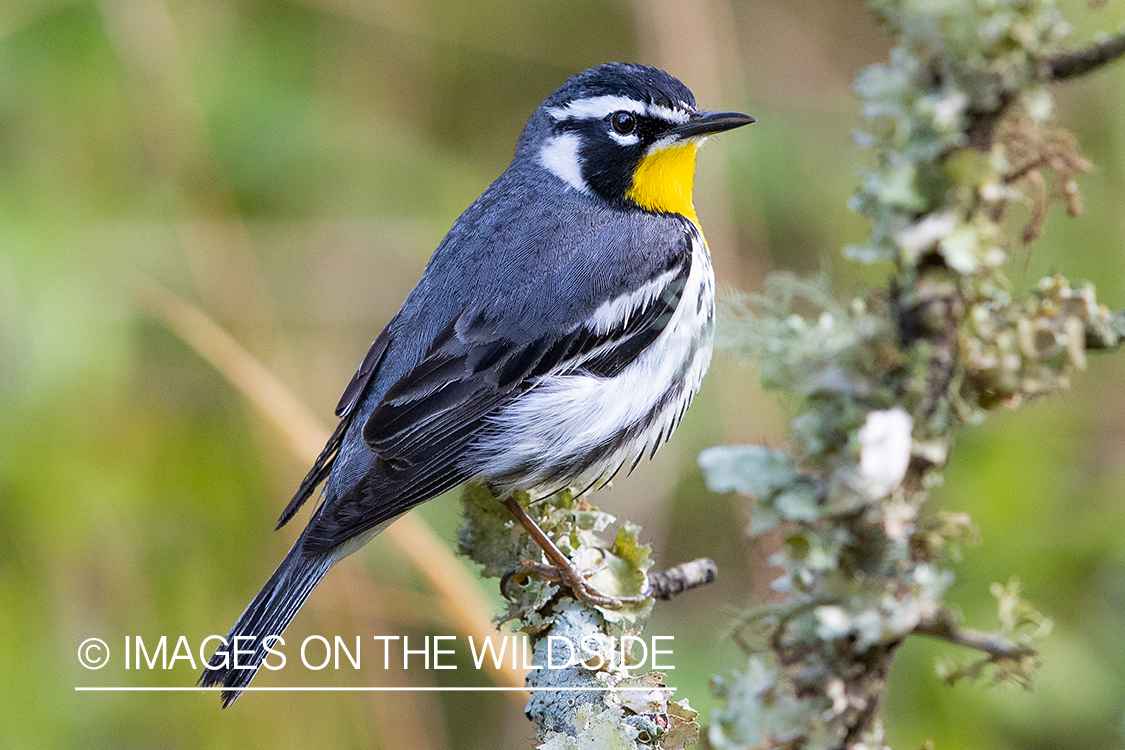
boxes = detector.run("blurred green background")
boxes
[1,0,1124,748]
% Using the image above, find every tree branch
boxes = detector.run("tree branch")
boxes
[648,558,718,600]
[1041,31,1125,81]
[914,612,1034,660]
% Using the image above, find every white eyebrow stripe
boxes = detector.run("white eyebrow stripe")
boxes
[646,103,692,124]
[538,132,589,193]
[548,95,694,125]
[549,95,645,121]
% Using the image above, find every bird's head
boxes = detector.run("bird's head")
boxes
[520,62,754,224]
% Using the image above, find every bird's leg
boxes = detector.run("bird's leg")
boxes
[500,496,649,608]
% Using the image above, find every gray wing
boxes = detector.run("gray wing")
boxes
[299,207,695,554]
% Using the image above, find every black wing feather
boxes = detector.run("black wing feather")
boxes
[276,325,394,529]
[276,417,349,529]
[301,247,693,554]
[335,325,394,418]
[580,275,686,378]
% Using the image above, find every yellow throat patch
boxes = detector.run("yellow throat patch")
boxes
[624,141,701,228]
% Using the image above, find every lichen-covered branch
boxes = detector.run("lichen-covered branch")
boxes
[700,2,1125,749]
[915,616,1033,662]
[917,579,1052,688]
[1041,30,1125,81]
[649,558,718,601]
[459,484,707,749]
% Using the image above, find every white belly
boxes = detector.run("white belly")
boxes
[469,232,715,495]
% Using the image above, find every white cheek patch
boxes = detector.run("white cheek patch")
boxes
[538,132,588,193]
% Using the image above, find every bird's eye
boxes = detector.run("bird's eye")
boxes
[609,111,637,136]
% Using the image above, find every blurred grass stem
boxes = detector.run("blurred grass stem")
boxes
[134,274,527,696]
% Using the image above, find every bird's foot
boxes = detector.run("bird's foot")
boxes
[497,495,649,608]
[501,554,649,609]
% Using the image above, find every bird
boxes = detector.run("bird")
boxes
[201,62,754,706]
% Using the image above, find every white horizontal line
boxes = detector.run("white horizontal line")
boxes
[75,686,676,693]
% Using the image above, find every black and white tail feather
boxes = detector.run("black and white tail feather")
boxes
[200,541,334,707]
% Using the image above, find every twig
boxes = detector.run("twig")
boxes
[648,558,718,600]
[965,93,1014,151]
[965,33,1125,151]
[914,612,1035,660]
[1041,31,1125,81]
[1086,310,1125,351]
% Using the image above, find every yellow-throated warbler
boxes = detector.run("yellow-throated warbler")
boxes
[203,62,753,705]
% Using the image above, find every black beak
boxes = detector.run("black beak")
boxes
[670,110,755,140]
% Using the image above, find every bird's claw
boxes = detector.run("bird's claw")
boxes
[501,556,649,609]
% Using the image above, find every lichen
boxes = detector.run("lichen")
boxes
[461,484,692,747]
[700,1,1123,748]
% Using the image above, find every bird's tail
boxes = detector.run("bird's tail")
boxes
[200,541,335,707]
